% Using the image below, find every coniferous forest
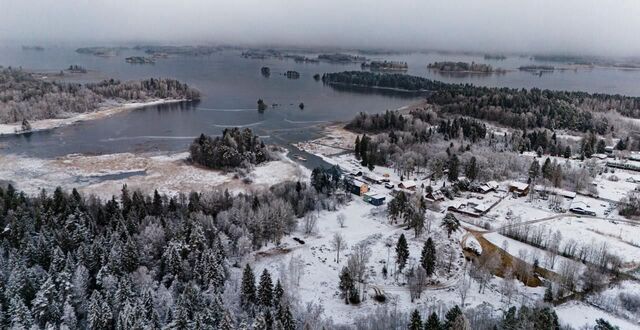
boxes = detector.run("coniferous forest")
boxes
[0,177,350,329]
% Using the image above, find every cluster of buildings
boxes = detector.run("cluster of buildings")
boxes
[345,177,386,206]
[343,159,600,218]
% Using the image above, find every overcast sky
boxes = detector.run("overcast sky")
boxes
[2,0,639,56]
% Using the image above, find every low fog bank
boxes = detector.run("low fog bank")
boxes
[2,0,640,57]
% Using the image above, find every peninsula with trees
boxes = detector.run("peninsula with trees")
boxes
[0,67,200,133]
[134,45,221,56]
[322,71,640,133]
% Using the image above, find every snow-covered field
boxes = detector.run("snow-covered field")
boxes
[556,301,639,330]
[527,216,640,267]
[593,169,640,202]
[483,232,581,273]
[0,151,309,199]
[483,197,555,228]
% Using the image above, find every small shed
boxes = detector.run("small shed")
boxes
[346,179,369,196]
[426,189,445,202]
[363,174,383,185]
[486,181,499,190]
[399,180,417,190]
[476,181,499,194]
[534,185,576,199]
[363,193,386,206]
[508,181,530,196]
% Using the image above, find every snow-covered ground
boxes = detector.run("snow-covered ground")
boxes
[294,125,357,156]
[526,216,640,267]
[251,198,544,325]
[556,301,639,330]
[0,99,185,136]
[587,280,640,325]
[292,133,640,326]
[483,197,555,228]
[483,232,582,273]
[0,151,309,199]
[593,168,640,202]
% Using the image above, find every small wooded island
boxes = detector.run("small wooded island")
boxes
[76,46,128,57]
[484,54,507,60]
[318,53,366,63]
[519,65,555,72]
[361,60,408,71]
[189,128,271,170]
[285,71,300,79]
[125,56,155,64]
[66,65,87,73]
[427,61,503,74]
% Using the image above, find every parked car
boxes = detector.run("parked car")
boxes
[569,207,596,216]
[384,183,394,189]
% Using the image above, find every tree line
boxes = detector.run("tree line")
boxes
[323,71,640,133]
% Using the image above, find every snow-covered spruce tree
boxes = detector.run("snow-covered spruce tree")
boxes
[408,309,422,330]
[258,269,274,308]
[444,305,463,330]
[395,234,409,273]
[424,312,441,330]
[420,237,436,276]
[217,310,235,330]
[32,276,63,327]
[273,280,284,308]
[60,298,78,330]
[9,297,34,329]
[276,304,295,330]
[440,213,460,238]
[87,291,113,330]
[241,264,257,309]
